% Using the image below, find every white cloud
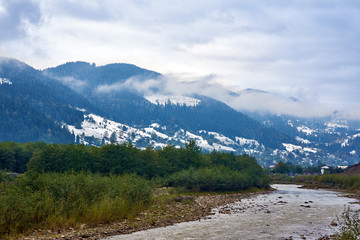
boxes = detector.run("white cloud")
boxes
[93,73,340,118]
[0,0,42,41]
[1,0,359,118]
[96,76,160,94]
[49,75,87,90]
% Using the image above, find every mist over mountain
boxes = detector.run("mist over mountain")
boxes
[1,58,359,166]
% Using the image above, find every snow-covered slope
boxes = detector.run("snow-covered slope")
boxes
[64,111,276,166]
[249,112,360,166]
[64,110,360,168]
[67,113,151,145]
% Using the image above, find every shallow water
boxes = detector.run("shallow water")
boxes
[105,184,360,240]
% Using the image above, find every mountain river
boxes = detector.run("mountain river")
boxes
[104,184,360,240]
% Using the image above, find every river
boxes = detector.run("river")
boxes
[105,184,360,240]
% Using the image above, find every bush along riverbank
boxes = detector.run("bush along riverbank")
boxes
[0,141,270,238]
[0,171,152,238]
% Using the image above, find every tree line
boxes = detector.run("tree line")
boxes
[271,160,345,175]
[0,141,269,189]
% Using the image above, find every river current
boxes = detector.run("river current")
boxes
[105,184,360,240]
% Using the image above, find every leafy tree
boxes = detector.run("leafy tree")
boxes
[273,161,290,174]
[295,165,303,174]
[336,208,360,239]
[184,139,201,167]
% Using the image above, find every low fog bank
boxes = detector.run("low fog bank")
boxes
[93,73,359,120]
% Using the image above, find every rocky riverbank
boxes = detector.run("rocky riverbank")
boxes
[299,184,360,203]
[18,188,272,240]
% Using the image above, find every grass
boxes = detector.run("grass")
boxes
[335,208,360,240]
[0,171,152,237]
[166,166,270,192]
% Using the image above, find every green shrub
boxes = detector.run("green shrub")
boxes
[0,171,152,236]
[167,166,269,192]
[287,174,360,191]
[316,174,360,190]
[336,208,360,240]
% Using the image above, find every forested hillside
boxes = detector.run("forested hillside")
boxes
[0,58,94,142]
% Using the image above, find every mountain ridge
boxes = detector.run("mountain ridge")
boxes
[1,58,359,167]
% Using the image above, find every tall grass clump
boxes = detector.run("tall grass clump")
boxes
[0,171,152,237]
[0,170,15,187]
[300,174,360,190]
[167,166,270,192]
[336,208,360,240]
[283,174,360,191]
[317,174,360,190]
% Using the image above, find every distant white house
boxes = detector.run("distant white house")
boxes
[321,166,330,175]
[321,165,348,174]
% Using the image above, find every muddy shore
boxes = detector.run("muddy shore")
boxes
[18,189,273,240]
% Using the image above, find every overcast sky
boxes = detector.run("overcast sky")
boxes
[1,0,359,119]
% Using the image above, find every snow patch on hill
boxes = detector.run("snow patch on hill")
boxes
[150,123,160,128]
[287,120,294,127]
[352,133,360,139]
[208,132,236,145]
[144,128,170,139]
[184,131,214,151]
[325,121,349,129]
[235,137,260,147]
[340,132,359,148]
[282,143,302,152]
[341,139,350,148]
[145,95,201,107]
[213,143,236,152]
[296,126,316,135]
[296,136,311,144]
[0,78,12,85]
[282,143,318,154]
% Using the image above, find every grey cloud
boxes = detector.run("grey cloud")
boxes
[43,0,111,21]
[95,76,162,95]
[0,0,42,41]
[2,0,359,119]
[51,75,87,91]
[42,70,88,91]
[94,72,338,118]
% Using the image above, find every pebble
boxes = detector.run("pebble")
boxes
[330,221,337,226]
